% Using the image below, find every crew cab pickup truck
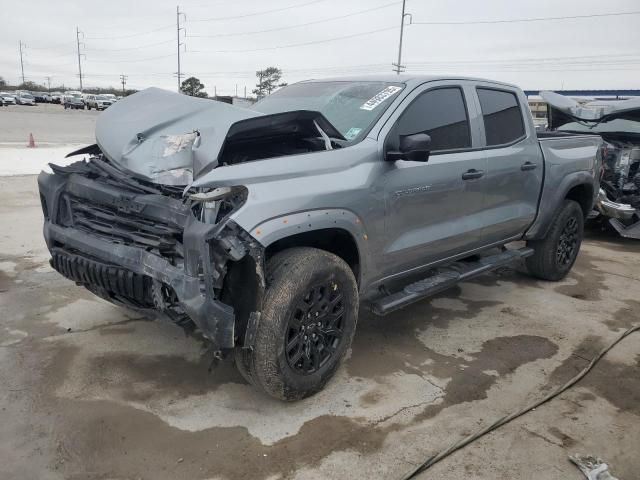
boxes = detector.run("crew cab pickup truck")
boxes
[38,75,602,400]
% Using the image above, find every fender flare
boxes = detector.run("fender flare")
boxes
[248,208,372,284]
[526,172,596,240]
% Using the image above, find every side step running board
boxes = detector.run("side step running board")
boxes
[371,247,534,316]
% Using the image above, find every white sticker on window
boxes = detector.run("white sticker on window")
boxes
[360,86,402,111]
[344,127,363,140]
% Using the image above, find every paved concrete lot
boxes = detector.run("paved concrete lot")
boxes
[1,175,639,480]
[0,103,97,145]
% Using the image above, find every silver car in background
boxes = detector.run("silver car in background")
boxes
[15,92,36,105]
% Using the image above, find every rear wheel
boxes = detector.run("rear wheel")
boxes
[235,247,358,401]
[526,199,584,281]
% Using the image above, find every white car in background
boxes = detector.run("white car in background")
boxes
[85,94,113,111]
[0,92,17,105]
[15,92,36,105]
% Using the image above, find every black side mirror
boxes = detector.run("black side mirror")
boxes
[386,133,431,162]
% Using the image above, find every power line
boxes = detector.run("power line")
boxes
[190,25,398,53]
[188,1,401,37]
[191,0,328,22]
[120,74,127,94]
[85,24,174,40]
[87,38,175,52]
[412,10,640,25]
[85,53,175,64]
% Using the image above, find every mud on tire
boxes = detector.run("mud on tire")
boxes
[235,247,358,401]
[526,199,584,281]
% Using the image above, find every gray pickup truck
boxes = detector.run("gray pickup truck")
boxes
[38,75,602,400]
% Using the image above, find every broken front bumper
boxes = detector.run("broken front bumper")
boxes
[38,168,263,349]
[595,188,636,221]
[594,188,640,239]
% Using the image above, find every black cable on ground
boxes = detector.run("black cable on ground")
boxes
[401,324,640,480]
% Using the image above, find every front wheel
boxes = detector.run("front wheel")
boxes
[235,247,358,401]
[526,199,584,281]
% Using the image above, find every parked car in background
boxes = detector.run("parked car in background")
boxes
[15,92,36,105]
[0,92,17,105]
[32,91,52,103]
[85,94,113,110]
[63,93,85,110]
[103,93,118,103]
[542,91,640,239]
[50,92,63,104]
[40,76,602,400]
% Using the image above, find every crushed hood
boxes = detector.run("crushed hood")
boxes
[541,91,640,129]
[95,88,261,184]
[93,88,345,186]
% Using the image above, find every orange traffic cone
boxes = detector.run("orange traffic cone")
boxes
[27,133,36,148]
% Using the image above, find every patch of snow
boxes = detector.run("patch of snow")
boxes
[0,143,88,176]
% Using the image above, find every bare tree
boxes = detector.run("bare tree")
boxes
[253,67,287,98]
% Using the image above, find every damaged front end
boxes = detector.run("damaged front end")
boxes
[38,153,265,351]
[38,87,351,350]
[542,91,640,238]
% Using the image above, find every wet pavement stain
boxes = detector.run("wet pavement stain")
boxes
[553,250,609,302]
[584,228,640,254]
[48,398,392,480]
[605,299,640,331]
[547,426,577,449]
[547,335,640,417]
[35,344,394,480]
[416,335,558,418]
[348,289,502,380]
[87,353,247,402]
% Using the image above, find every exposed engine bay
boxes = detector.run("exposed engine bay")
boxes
[542,91,640,238]
[601,138,640,208]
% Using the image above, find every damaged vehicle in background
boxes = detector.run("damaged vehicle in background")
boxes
[39,77,602,400]
[542,91,640,239]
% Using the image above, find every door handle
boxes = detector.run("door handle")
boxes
[462,169,484,180]
[521,161,537,171]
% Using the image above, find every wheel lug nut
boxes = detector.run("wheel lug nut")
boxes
[304,335,308,340]
[315,312,319,317]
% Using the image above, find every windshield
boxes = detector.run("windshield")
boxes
[96,96,108,100]
[252,81,405,141]
[22,94,34,99]
[558,118,640,135]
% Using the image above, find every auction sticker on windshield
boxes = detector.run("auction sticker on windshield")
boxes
[345,127,363,140]
[360,86,402,111]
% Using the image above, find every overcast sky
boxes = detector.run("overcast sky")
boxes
[1,0,638,94]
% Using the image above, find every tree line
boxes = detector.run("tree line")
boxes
[180,66,286,99]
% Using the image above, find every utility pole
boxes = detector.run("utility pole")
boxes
[18,41,25,85]
[45,76,51,92]
[392,0,411,74]
[120,74,127,95]
[76,27,84,91]
[244,86,247,98]
[176,6,186,92]
[235,84,238,97]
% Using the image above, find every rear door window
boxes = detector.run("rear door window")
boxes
[477,88,525,146]
[395,87,471,151]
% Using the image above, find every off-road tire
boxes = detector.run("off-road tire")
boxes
[526,199,584,281]
[235,247,358,401]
